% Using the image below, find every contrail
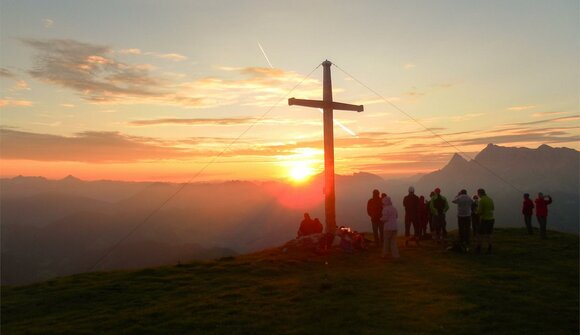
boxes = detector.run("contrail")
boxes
[257,41,273,69]
[257,41,358,137]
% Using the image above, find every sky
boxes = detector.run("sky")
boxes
[1,0,578,182]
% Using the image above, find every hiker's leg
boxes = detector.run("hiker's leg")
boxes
[390,231,400,258]
[538,217,547,239]
[372,220,380,246]
[378,222,384,247]
[404,216,411,237]
[524,215,533,234]
[382,229,389,257]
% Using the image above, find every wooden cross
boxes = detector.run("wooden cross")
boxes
[288,60,363,233]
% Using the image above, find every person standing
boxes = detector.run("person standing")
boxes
[429,188,449,242]
[522,193,535,235]
[534,192,553,239]
[403,186,420,238]
[475,188,494,254]
[367,189,383,247]
[418,195,428,237]
[452,189,473,248]
[381,195,400,259]
[471,195,480,239]
[426,191,435,234]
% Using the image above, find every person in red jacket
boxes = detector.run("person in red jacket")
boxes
[522,193,535,235]
[534,192,552,239]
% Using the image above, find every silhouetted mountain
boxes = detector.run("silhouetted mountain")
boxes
[417,144,579,233]
[1,144,578,284]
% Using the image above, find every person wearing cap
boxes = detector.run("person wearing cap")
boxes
[366,189,384,248]
[452,189,473,248]
[534,192,552,239]
[475,188,494,254]
[429,188,449,242]
[403,186,420,238]
[522,193,535,235]
[381,194,400,259]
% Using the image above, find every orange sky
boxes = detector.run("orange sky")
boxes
[1,1,578,182]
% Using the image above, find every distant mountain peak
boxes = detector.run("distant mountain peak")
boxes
[61,175,82,182]
[538,144,553,150]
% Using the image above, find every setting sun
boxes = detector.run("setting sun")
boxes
[288,162,315,182]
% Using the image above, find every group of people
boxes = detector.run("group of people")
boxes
[367,187,497,257]
[522,192,553,239]
[297,187,554,259]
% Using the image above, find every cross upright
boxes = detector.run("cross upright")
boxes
[288,60,363,233]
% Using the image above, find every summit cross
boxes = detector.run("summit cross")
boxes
[288,60,364,233]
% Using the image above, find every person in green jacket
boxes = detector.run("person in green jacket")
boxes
[429,188,449,243]
[475,188,495,254]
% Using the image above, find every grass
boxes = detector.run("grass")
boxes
[2,228,578,335]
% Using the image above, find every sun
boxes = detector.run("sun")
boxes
[288,162,315,183]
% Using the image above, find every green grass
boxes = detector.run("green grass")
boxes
[2,228,578,335]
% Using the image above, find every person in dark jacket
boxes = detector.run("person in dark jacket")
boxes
[367,189,384,247]
[418,195,428,237]
[471,195,479,238]
[522,193,535,235]
[429,188,449,242]
[297,213,323,237]
[426,191,435,233]
[403,186,420,238]
[534,192,552,239]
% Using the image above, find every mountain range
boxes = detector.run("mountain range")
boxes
[1,143,578,284]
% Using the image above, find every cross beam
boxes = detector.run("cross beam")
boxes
[288,60,363,233]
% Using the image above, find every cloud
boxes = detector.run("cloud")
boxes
[0,68,15,78]
[60,103,75,108]
[23,38,166,104]
[118,48,187,61]
[23,38,319,108]
[43,19,54,28]
[0,129,194,163]
[507,105,536,111]
[403,63,416,70]
[129,117,260,126]
[13,80,30,90]
[532,111,567,118]
[0,98,33,107]
[511,114,580,126]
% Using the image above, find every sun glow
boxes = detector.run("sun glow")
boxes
[288,161,315,183]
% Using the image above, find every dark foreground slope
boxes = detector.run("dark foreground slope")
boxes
[2,229,578,335]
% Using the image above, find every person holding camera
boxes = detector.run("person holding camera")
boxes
[534,192,553,239]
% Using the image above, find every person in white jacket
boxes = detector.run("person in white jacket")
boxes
[381,194,400,259]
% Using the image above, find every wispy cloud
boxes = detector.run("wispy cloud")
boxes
[23,38,320,108]
[0,68,15,78]
[403,63,416,70]
[507,105,536,111]
[129,117,260,126]
[0,98,33,107]
[0,128,193,163]
[511,114,580,126]
[118,48,187,61]
[42,19,54,28]
[13,80,30,90]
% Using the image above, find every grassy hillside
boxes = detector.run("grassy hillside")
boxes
[2,228,578,335]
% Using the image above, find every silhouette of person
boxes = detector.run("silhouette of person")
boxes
[475,188,494,254]
[366,189,383,248]
[471,195,479,238]
[429,188,449,242]
[534,192,552,239]
[418,195,428,237]
[452,189,473,248]
[381,195,400,259]
[403,186,420,238]
[426,191,435,234]
[297,213,322,237]
[522,193,535,235]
